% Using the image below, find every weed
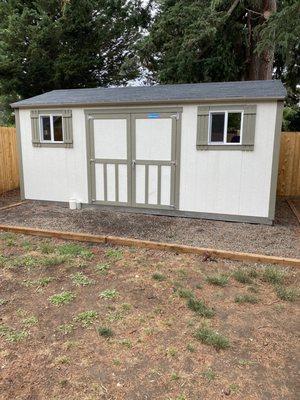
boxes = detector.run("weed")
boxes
[177,288,194,299]
[106,248,123,261]
[2,233,17,246]
[0,324,28,342]
[22,316,38,326]
[262,267,285,285]
[171,372,180,381]
[152,273,166,282]
[121,303,132,311]
[108,310,124,322]
[58,323,75,335]
[74,311,98,327]
[120,338,132,348]
[232,268,253,284]
[41,255,67,267]
[55,355,70,365]
[0,298,7,306]
[235,294,259,304]
[49,291,76,306]
[22,240,34,251]
[238,359,256,366]
[177,269,187,278]
[201,368,216,382]
[187,298,215,318]
[58,243,93,259]
[195,326,230,350]
[71,272,94,286]
[59,379,68,387]
[196,283,203,289]
[23,276,54,288]
[97,326,113,338]
[166,347,177,357]
[95,263,110,274]
[39,241,55,254]
[206,274,229,287]
[228,383,239,394]
[186,343,195,352]
[113,359,121,366]
[100,289,118,300]
[276,286,299,302]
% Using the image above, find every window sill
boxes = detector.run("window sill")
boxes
[196,144,254,151]
[33,142,73,148]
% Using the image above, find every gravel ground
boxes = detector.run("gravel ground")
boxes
[0,193,299,258]
[0,189,20,208]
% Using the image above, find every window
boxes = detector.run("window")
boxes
[40,115,64,143]
[209,111,243,144]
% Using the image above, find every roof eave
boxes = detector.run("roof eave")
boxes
[11,96,285,109]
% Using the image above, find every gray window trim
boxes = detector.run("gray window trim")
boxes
[30,109,73,148]
[197,104,256,151]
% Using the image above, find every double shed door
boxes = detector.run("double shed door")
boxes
[88,110,181,209]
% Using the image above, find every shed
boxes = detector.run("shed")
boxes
[11,80,286,225]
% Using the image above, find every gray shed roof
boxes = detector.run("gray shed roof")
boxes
[11,80,286,108]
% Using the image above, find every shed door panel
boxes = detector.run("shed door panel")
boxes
[132,114,176,209]
[91,116,129,204]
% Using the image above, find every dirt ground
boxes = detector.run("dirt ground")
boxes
[0,232,299,400]
[0,190,299,258]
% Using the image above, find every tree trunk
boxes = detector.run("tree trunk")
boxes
[246,0,277,80]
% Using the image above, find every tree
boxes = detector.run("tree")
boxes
[0,0,150,122]
[140,0,300,86]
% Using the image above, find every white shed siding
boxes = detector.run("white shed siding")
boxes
[19,109,88,203]
[179,102,277,217]
[19,101,277,219]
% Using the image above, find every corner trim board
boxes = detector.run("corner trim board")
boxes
[14,109,25,200]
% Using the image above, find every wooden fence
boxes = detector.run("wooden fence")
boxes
[0,127,20,194]
[277,132,300,197]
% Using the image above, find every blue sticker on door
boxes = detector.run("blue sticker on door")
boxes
[147,113,160,119]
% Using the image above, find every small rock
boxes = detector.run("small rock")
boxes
[223,388,231,396]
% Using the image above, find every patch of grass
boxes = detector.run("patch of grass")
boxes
[186,343,196,352]
[14,255,41,269]
[235,294,259,304]
[0,324,28,342]
[22,316,38,327]
[1,233,17,246]
[166,347,177,357]
[238,359,256,366]
[39,241,55,254]
[106,248,123,261]
[195,326,230,350]
[95,263,110,274]
[71,272,94,286]
[0,298,8,306]
[275,286,299,302]
[58,323,75,335]
[49,291,76,306]
[171,372,180,381]
[152,272,166,282]
[228,383,239,394]
[97,326,113,338]
[55,355,70,365]
[177,269,188,278]
[41,255,67,267]
[74,310,98,327]
[58,243,93,259]
[187,298,215,318]
[177,288,194,299]
[201,367,216,382]
[113,359,121,366]
[23,276,54,288]
[120,338,132,348]
[206,274,229,287]
[232,268,254,284]
[100,289,118,300]
[262,266,285,285]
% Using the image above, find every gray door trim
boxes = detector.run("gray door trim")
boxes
[85,108,181,210]
[15,109,25,200]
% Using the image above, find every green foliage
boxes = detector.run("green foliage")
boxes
[195,326,230,350]
[0,324,28,342]
[282,106,300,131]
[58,323,75,335]
[71,272,94,286]
[106,248,123,261]
[187,298,215,318]
[177,288,195,299]
[206,274,229,287]
[262,267,285,285]
[23,277,54,288]
[152,272,166,282]
[97,326,113,338]
[74,310,98,327]
[275,286,299,302]
[100,289,118,299]
[201,367,216,382]
[0,0,150,120]
[232,268,257,284]
[95,263,110,274]
[49,291,76,306]
[58,243,93,259]
[235,294,259,304]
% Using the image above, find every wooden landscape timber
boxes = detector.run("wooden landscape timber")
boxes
[0,224,299,268]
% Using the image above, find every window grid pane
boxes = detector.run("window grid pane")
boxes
[210,113,225,143]
[53,116,63,142]
[226,112,242,143]
[41,116,51,141]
